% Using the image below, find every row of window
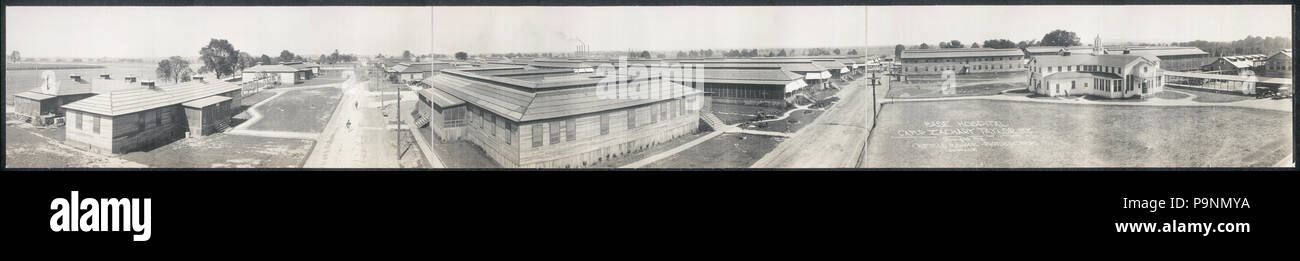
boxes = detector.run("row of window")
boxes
[1035,64,1124,75]
[905,63,1022,72]
[467,106,517,145]
[907,56,1022,63]
[529,97,695,148]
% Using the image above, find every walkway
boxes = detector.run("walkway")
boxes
[751,76,874,168]
[619,129,729,168]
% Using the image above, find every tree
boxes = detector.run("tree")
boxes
[1041,30,1081,46]
[455,52,468,60]
[196,39,239,79]
[238,52,256,70]
[778,49,788,57]
[639,50,651,58]
[329,49,341,64]
[8,50,19,63]
[319,55,328,63]
[919,43,930,49]
[259,54,273,65]
[939,42,950,48]
[156,56,192,83]
[970,42,980,48]
[948,40,964,48]
[847,49,858,55]
[983,39,1017,49]
[894,44,905,58]
[279,50,296,63]
[402,50,414,61]
[833,49,841,55]
[677,51,687,58]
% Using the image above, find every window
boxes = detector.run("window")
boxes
[566,118,577,141]
[650,104,658,124]
[75,112,83,130]
[600,113,609,135]
[479,110,486,129]
[660,103,667,120]
[137,113,145,131]
[155,109,162,126]
[490,115,496,137]
[92,114,100,134]
[549,121,561,145]
[531,124,543,148]
[627,109,637,130]
[505,122,513,145]
[1071,81,1076,90]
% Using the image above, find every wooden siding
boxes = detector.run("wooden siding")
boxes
[64,105,187,154]
[515,94,702,168]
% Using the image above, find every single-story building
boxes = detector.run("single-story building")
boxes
[900,48,1026,75]
[1202,54,1269,74]
[12,73,97,126]
[61,79,244,154]
[670,64,808,107]
[1026,50,1164,99]
[1263,49,1292,78]
[242,63,302,85]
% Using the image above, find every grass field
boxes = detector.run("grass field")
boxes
[1151,90,1191,100]
[4,62,157,105]
[642,133,783,168]
[5,63,104,70]
[888,82,1026,98]
[712,103,788,125]
[119,133,315,168]
[744,109,824,133]
[865,100,1293,168]
[588,130,709,168]
[246,87,342,133]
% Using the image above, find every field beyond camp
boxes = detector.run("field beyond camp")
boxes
[864,99,1293,168]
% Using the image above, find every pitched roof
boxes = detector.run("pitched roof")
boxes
[417,87,466,108]
[675,67,805,86]
[14,91,56,100]
[1044,71,1122,80]
[390,63,437,74]
[1212,54,1268,68]
[62,80,243,116]
[418,69,701,122]
[243,64,299,73]
[1030,54,1154,68]
[901,48,1025,59]
[1122,47,1209,57]
[181,95,232,108]
[1024,46,1091,53]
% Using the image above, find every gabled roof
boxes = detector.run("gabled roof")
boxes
[417,86,466,108]
[901,48,1025,59]
[390,62,437,74]
[1044,71,1122,80]
[675,67,806,86]
[181,95,232,108]
[1024,46,1091,54]
[418,69,701,122]
[62,80,244,116]
[1121,47,1209,57]
[1029,54,1155,68]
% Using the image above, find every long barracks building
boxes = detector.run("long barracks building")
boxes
[899,48,1026,75]
[414,66,703,168]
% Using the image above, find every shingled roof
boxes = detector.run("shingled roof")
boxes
[901,48,1025,59]
[1030,54,1156,68]
[62,80,243,116]
[418,68,701,122]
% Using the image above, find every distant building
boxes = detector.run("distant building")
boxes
[899,48,1026,75]
[386,62,443,83]
[61,79,244,154]
[1263,49,1293,78]
[672,64,808,108]
[242,63,302,85]
[1108,46,1211,72]
[1023,46,1092,56]
[414,67,703,168]
[1026,43,1164,98]
[678,59,833,89]
[1201,54,1268,74]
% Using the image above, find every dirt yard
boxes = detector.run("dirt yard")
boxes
[642,133,783,168]
[5,122,146,168]
[865,100,1293,168]
[712,103,789,125]
[119,133,315,168]
[246,87,343,133]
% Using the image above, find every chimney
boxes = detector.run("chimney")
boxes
[141,80,156,89]
[1061,51,1071,56]
[69,74,82,81]
[100,73,111,79]
[124,75,138,83]
[1122,49,1131,54]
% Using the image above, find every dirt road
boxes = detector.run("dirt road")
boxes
[750,76,879,168]
[303,79,412,168]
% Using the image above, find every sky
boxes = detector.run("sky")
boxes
[431,6,867,54]
[868,5,1292,47]
[5,7,432,58]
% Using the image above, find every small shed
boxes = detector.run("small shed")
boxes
[181,96,234,137]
